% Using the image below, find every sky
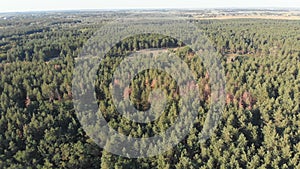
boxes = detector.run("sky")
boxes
[0,0,300,13]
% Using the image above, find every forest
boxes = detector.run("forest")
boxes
[0,11,299,168]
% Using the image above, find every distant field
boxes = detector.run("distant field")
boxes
[196,15,300,20]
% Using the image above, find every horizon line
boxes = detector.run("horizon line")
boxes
[1,7,300,14]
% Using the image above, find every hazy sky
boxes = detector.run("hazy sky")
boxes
[1,0,300,12]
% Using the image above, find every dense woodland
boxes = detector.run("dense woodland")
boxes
[0,11,300,168]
